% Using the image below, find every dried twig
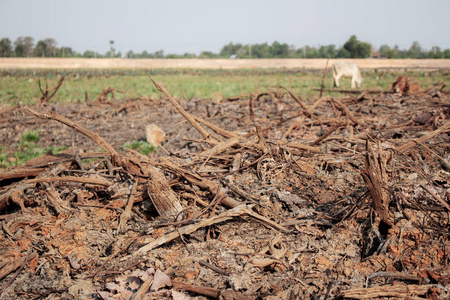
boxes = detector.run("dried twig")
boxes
[38,76,65,105]
[150,77,213,142]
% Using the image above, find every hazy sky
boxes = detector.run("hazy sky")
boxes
[1,0,449,55]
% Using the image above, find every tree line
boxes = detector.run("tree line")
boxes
[0,35,449,59]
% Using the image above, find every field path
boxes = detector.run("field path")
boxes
[1,58,450,70]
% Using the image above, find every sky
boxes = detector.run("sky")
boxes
[1,0,449,55]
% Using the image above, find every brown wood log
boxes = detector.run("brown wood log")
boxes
[341,284,435,299]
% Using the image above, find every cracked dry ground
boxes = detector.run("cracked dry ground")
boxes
[0,86,449,299]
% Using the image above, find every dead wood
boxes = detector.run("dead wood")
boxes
[94,87,124,103]
[44,187,74,214]
[150,77,213,142]
[1,76,450,299]
[146,165,184,218]
[330,98,364,126]
[27,108,123,167]
[395,120,450,153]
[314,88,391,94]
[38,76,65,105]
[0,252,36,298]
[280,86,308,111]
[0,252,37,281]
[27,175,112,187]
[117,181,138,233]
[310,122,344,146]
[361,141,393,226]
[157,157,242,209]
[125,204,286,259]
[0,167,44,181]
[341,284,437,299]
[193,115,238,139]
[172,281,220,298]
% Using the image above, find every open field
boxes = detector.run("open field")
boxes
[1,68,450,106]
[1,58,450,70]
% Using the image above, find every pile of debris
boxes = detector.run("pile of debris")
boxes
[0,78,449,299]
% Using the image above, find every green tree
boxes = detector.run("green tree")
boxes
[34,38,57,57]
[269,41,289,57]
[13,36,34,57]
[318,45,336,58]
[154,50,164,58]
[379,44,397,58]
[408,41,422,58]
[0,38,12,57]
[337,47,351,58]
[304,46,319,58]
[199,51,215,58]
[109,40,115,57]
[220,42,243,58]
[83,50,96,58]
[58,47,73,57]
[343,35,371,58]
[252,43,270,58]
[443,49,450,59]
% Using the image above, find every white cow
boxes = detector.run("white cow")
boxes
[332,62,363,89]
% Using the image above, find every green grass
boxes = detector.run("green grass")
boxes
[21,130,40,142]
[122,141,157,155]
[1,69,448,106]
[0,130,67,168]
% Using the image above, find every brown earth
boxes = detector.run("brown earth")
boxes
[0,80,449,299]
[1,58,450,70]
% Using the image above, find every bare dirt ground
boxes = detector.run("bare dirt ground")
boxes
[1,58,450,70]
[0,78,450,299]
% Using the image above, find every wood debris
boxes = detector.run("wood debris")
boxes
[0,77,449,299]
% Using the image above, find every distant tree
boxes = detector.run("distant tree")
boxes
[443,49,450,59]
[220,42,243,58]
[337,47,351,58]
[252,43,270,58]
[154,50,164,58]
[430,46,442,59]
[379,44,396,58]
[199,51,215,58]
[343,35,371,58]
[408,41,422,58]
[269,41,289,57]
[58,47,73,57]
[83,50,96,58]
[318,45,336,58]
[13,36,34,57]
[139,50,151,58]
[109,40,115,57]
[0,38,12,57]
[34,38,57,57]
[125,50,135,58]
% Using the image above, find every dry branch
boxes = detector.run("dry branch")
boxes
[279,86,308,111]
[150,77,213,142]
[341,284,436,299]
[125,204,286,259]
[27,108,123,167]
[395,120,450,153]
[38,76,65,105]
[27,175,112,187]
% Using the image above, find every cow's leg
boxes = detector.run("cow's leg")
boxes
[351,76,356,89]
[334,75,341,88]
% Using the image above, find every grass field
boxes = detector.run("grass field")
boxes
[1,69,449,106]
